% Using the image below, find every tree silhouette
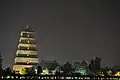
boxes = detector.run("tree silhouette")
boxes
[0,69,4,76]
[89,59,95,73]
[63,62,73,75]
[3,67,12,75]
[94,57,101,71]
[37,66,42,75]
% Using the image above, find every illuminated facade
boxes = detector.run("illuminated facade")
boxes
[13,25,39,73]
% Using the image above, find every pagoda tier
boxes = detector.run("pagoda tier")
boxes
[16,50,38,55]
[13,25,39,73]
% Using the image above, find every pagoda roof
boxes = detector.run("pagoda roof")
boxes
[22,25,34,32]
[40,60,58,70]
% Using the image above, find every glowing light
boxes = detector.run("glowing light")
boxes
[7,76,10,79]
[21,31,35,34]
[20,33,23,36]
[16,50,38,55]
[107,70,113,76]
[15,57,39,63]
[19,37,35,41]
[13,65,33,73]
[115,72,120,76]
[27,47,29,49]
[18,43,36,48]
[97,71,105,76]
[42,68,49,75]
[27,54,29,56]
[19,68,28,75]
[19,39,21,42]
[27,35,30,37]
[26,61,29,64]
[27,40,30,43]
[35,69,37,74]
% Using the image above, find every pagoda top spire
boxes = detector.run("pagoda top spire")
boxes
[25,24,29,29]
[23,25,34,32]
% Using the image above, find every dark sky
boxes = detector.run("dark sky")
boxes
[0,0,120,68]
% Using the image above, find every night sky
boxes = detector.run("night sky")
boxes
[0,0,119,68]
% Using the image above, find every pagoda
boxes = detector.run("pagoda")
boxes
[13,25,39,73]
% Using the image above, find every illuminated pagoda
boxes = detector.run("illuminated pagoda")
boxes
[13,25,39,73]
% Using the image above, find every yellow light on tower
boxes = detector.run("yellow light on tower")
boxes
[26,61,29,64]
[19,39,21,42]
[27,54,29,56]
[27,40,30,43]
[20,32,23,36]
[27,47,29,50]
[27,35,30,37]
[20,68,28,75]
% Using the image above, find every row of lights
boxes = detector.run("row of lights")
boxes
[1,76,120,80]
[0,76,91,79]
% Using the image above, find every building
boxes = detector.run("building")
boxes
[40,60,58,75]
[13,25,39,74]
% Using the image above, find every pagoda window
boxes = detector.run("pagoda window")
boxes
[16,54,38,58]
[21,33,34,38]
[18,46,37,51]
[20,40,36,44]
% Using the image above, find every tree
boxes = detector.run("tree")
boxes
[3,67,12,75]
[89,59,95,74]
[0,69,4,76]
[73,61,81,70]
[54,65,63,75]
[89,57,102,74]
[94,57,101,71]
[27,67,36,75]
[63,62,73,75]
[77,60,89,75]
[37,66,42,75]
